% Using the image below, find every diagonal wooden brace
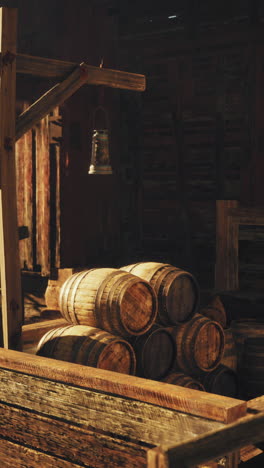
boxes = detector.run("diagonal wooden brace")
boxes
[16,63,87,141]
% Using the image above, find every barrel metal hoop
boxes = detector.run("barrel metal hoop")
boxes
[59,274,79,322]
[69,270,96,324]
[94,270,121,330]
[37,325,73,357]
[165,270,200,322]
[71,335,88,363]
[193,319,224,372]
[180,315,204,372]
[106,272,134,335]
[155,267,178,324]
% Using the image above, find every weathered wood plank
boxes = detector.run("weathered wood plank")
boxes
[165,412,264,468]
[0,402,149,468]
[15,108,34,270]
[229,207,264,225]
[0,366,226,447]
[35,116,50,275]
[16,53,146,91]
[215,200,239,290]
[240,445,263,463]
[0,349,246,423]
[0,7,23,350]
[0,437,84,468]
[147,447,168,468]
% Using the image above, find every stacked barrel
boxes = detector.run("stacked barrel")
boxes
[40,261,240,397]
[197,296,239,398]
[120,262,239,397]
[37,268,158,376]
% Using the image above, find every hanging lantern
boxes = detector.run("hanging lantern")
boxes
[88,106,113,175]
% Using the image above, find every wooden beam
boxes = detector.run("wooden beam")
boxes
[16,58,146,141]
[247,396,264,414]
[0,348,246,423]
[0,402,149,468]
[16,53,146,91]
[0,437,86,468]
[0,7,23,350]
[215,200,239,290]
[165,411,264,468]
[16,64,87,141]
[229,207,264,225]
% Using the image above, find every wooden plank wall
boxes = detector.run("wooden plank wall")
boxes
[14,0,122,275]
[118,0,264,290]
[11,0,264,289]
[16,109,60,275]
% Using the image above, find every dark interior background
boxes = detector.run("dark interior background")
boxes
[3,0,264,293]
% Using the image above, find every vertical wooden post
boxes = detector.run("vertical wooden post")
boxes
[0,7,23,349]
[215,200,239,291]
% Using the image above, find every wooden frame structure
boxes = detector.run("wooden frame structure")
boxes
[0,7,145,350]
[1,8,264,467]
[215,200,264,290]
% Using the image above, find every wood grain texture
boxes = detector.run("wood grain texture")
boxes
[0,437,84,468]
[16,53,146,91]
[247,396,264,414]
[0,402,149,468]
[15,104,33,271]
[45,268,84,310]
[162,372,205,391]
[59,269,157,338]
[0,348,246,423]
[169,314,225,375]
[229,207,264,225]
[36,325,136,375]
[35,116,50,275]
[215,200,239,290]
[221,329,238,371]
[199,295,227,329]
[0,7,23,350]
[240,337,264,399]
[121,262,200,325]
[0,366,226,448]
[165,412,264,468]
[132,324,176,379]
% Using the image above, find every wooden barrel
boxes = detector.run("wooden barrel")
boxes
[132,324,176,380]
[230,319,264,369]
[200,365,239,398]
[162,372,205,391]
[221,328,237,371]
[169,314,225,374]
[199,296,227,329]
[59,268,157,337]
[45,268,83,311]
[240,337,264,399]
[37,325,136,375]
[120,262,200,325]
